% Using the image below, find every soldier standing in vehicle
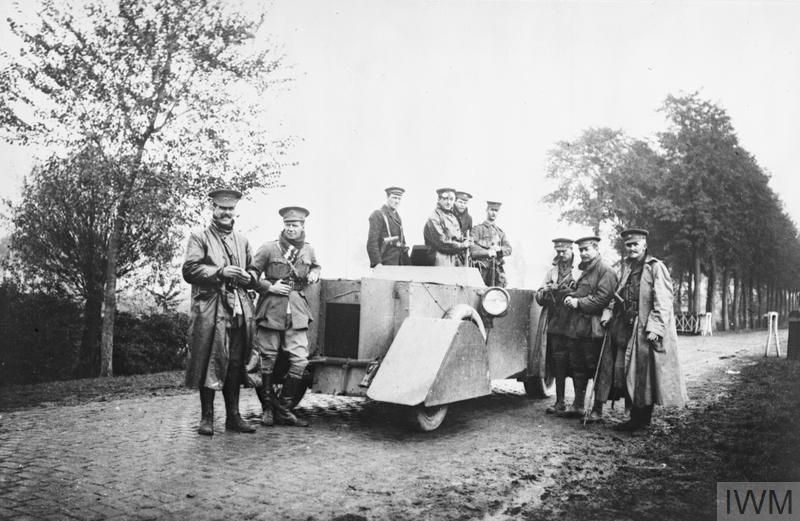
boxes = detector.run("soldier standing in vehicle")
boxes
[249,206,321,428]
[470,201,512,287]
[423,187,471,266]
[534,238,578,414]
[183,188,260,436]
[560,236,617,418]
[454,191,474,266]
[590,229,688,429]
[366,186,409,268]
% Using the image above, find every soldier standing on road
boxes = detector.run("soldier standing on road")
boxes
[183,189,260,436]
[366,187,410,268]
[423,187,471,266]
[470,201,512,287]
[559,236,617,419]
[589,229,688,430]
[249,207,321,428]
[534,238,578,414]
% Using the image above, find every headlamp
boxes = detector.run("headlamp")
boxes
[481,287,510,317]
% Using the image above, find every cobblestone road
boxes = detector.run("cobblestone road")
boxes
[0,329,786,520]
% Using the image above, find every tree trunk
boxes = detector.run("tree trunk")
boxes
[693,252,703,314]
[99,217,123,377]
[706,256,716,313]
[732,273,740,331]
[721,268,729,332]
[77,285,104,378]
[676,271,684,313]
[743,276,750,330]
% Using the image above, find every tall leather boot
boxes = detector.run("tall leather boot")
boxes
[222,369,256,433]
[254,373,275,426]
[275,376,309,428]
[559,378,586,418]
[637,405,654,426]
[198,388,215,436]
[614,405,653,431]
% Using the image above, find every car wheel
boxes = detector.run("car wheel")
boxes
[411,404,448,432]
[524,376,555,398]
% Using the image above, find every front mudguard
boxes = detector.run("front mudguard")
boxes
[366,316,490,407]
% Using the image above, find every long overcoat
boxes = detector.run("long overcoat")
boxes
[423,207,465,266]
[182,226,261,390]
[248,240,321,331]
[531,261,578,378]
[366,205,409,267]
[597,254,688,407]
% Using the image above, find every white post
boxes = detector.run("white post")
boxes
[764,311,781,357]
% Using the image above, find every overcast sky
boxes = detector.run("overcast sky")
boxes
[1,0,799,288]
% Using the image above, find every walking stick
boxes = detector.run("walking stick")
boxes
[582,330,608,427]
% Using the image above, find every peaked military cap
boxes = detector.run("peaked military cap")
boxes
[385,186,405,196]
[455,191,473,201]
[436,187,457,196]
[621,228,649,242]
[208,189,242,206]
[575,235,601,246]
[486,201,502,209]
[279,206,310,222]
[552,237,574,250]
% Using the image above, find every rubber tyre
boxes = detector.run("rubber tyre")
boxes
[411,405,449,432]
[524,376,555,398]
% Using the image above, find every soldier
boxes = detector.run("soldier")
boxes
[453,191,474,239]
[534,238,578,414]
[183,189,260,436]
[590,229,688,430]
[249,206,321,428]
[560,236,617,418]
[454,191,474,266]
[423,187,470,266]
[470,201,512,287]
[366,186,409,268]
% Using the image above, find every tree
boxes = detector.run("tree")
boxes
[1,0,289,375]
[543,127,668,238]
[544,92,800,327]
[9,147,179,375]
[657,93,746,314]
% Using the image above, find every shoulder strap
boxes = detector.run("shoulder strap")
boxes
[380,211,392,240]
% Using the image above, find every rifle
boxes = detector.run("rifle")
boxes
[464,229,473,267]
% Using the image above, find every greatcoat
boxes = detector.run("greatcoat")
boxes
[596,254,688,408]
[366,205,409,268]
[423,207,465,266]
[182,225,261,390]
[531,260,578,378]
[248,240,321,331]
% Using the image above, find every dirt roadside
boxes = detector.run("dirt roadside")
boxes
[0,329,798,521]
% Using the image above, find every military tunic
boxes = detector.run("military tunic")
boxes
[248,237,321,377]
[469,221,512,287]
[366,205,409,268]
